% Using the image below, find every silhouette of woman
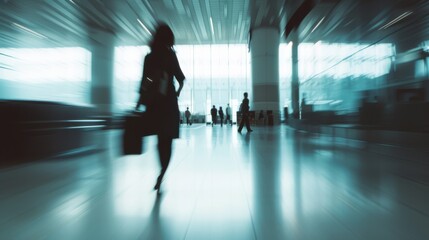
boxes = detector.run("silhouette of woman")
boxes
[136,23,185,191]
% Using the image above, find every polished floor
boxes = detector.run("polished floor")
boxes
[1,125,429,240]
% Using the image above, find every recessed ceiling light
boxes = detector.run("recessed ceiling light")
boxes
[311,17,325,33]
[379,11,413,30]
[12,22,48,39]
[137,19,152,36]
[210,17,215,36]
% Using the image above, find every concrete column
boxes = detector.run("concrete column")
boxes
[290,30,300,119]
[89,29,115,115]
[250,27,280,124]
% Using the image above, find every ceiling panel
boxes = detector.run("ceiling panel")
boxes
[0,0,427,50]
[293,0,429,47]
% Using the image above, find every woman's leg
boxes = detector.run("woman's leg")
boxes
[155,135,173,190]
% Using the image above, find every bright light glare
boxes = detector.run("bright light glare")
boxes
[1,47,90,83]
[0,47,91,104]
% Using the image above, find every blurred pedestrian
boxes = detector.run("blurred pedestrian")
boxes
[211,105,217,126]
[136,23,185,191]
[238,92,253,133]
[218,106,224,127]
[185,107,191,125]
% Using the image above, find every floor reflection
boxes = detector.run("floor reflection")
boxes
[1,126,429,239]
[250,129,285,239]
[290,131,304,232]
[139,193,165,240]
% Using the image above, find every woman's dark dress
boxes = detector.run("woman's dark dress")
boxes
[139,48,185,139]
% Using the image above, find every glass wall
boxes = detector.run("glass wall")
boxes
[278,42,393,114]
[0,47,91,105]
[114,44,251,121]
[0,43,392,119]
[115,42,392,120]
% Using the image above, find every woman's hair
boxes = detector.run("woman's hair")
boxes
[149,23,175,51]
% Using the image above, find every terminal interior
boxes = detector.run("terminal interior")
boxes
[1,0,429,239]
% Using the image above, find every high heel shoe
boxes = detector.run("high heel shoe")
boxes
[154,175,163,190]
[154,180,161,190]
[154,183,160,190]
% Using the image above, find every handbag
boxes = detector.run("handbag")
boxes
[122,111,157,155]
[122,113,143,155]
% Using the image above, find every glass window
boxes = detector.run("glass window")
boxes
[0,47,91,105]
[279,42,393,114]
[114,44,251,122]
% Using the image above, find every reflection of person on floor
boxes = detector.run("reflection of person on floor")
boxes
[185,107,191,125]
[136,23,185,192]
[225,103,232,126]
[238,92,253,133]
[211,105,217,126]
[142,194,164,239]
[218,106,224,127]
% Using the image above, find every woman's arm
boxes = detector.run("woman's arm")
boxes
[176,81,184,97]
[172,51,185,97]
[136,55,149,110]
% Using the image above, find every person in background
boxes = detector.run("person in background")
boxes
[211,105,217,126]
[218,106,224,127]
[136,23,185,191]
[225,103,232,126]
[238,92,253,133]
[185,107,191,126]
